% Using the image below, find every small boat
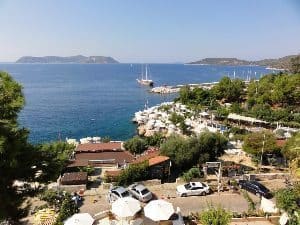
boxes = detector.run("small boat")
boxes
[136,65,154,86]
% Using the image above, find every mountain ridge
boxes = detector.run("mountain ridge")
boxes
[188,54,300,69]
[16,55,119,64]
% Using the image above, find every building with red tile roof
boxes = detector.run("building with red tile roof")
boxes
[75,142,123,153]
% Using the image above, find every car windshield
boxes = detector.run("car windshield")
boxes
[184,183,192,189]
[121,190,130,197]
[141,188,149,195]
[252,182,268,191]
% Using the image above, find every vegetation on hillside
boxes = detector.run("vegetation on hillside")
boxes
[0,71,76,222]
[160,132,227,171]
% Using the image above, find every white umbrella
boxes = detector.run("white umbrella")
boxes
[112,197,141,218]
[64,213,94,225]
[144,200,174,221]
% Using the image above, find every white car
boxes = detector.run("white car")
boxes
[128,183,153,202]
[176,182,210,197]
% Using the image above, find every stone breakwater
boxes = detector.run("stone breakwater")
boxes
[132,102,227,137]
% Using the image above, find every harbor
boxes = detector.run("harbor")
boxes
[149,79,256,94]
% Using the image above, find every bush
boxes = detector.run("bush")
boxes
[80,166,95,176]
[145,132,165,147]
[198,205,232,225]
[124,136,147,154]
[182,168,203,182]
[117,162,149,186]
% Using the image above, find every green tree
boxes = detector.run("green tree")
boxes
[243,131,277,157]
[160,132,227,171]
[124,136,147,154]
[282,132,300,160]
[198,205,232,225]
[275,188,298,215]
[212,77,244,103]
[290,55,300,74]
[117,162,149,186]
[0,71,37,220]
[145,132,165,147]
[35,141,75,183]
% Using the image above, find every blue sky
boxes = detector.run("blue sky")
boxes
[0,0,300,63]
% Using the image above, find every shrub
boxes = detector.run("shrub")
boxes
[182,168,202,182]
[117,162,149,186]
[124,136,147,154]
[198,205,232,225]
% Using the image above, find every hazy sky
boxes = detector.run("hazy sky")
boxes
[0,0,300,63]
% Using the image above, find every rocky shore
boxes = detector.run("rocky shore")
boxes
[133,102,227,137]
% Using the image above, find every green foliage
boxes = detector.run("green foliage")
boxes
[101,136,111,143]
[40,190,77,225]
[275,188,298,215]
[290,56,300,74]
[242,131,277,157]
[117,162,149,186]
[212,77,245,103]
[124,136,147,154]
[198,205,232,225]
[145,132,165,147]
[55,198,78,225]
[241,190,256,212]
[35,141,75,182]
[0,71,25,122]
[0,71,38,220]
[182,167,202,182]
[177,86,216,107]
[169,112,185,125]
[80,166,95,176]
[160,132,227,171]
[282,132,300,160]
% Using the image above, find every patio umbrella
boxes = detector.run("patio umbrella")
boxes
[112,197,141,218]
[64,213,94,225]
[144,200,174,222]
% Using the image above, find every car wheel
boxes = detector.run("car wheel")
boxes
[181,193,187,197]
[239,184,243,189]
[202,192,206,196]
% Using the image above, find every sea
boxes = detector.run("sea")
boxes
[0,63,272,144]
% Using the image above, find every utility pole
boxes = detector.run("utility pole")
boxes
[260,134,266,173]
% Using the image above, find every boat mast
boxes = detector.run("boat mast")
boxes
[145,65,148,80]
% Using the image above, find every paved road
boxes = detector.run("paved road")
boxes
[80,192,254,217]
[168,193,250,216]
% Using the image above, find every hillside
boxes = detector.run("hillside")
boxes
[189,58,251,66]
[189,54,300,69]
[16,55,119,64]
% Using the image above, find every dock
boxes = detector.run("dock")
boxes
[149,80,257,94]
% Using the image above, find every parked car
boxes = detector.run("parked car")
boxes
[176,182,210,197]
[128,183,153,202]
[108,186,132,203]
[238,180,272,198]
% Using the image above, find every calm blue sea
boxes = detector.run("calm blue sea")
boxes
[0,63,271,143]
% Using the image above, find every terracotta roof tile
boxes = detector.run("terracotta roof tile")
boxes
[76,142,122,152]
[132,151,170,166]
[68,151,134,167]
[148,155,170,166]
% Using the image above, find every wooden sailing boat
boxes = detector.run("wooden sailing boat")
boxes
[136,65,154,86]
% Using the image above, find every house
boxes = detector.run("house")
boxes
[68,142,135,171]
[103,150,171,182]
[132,150,171,180]
[60,172,88,185]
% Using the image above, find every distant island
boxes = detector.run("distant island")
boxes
[16,55,119,64]
[188,54,299,70]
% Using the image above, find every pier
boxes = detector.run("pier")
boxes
[149,80,256,94]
